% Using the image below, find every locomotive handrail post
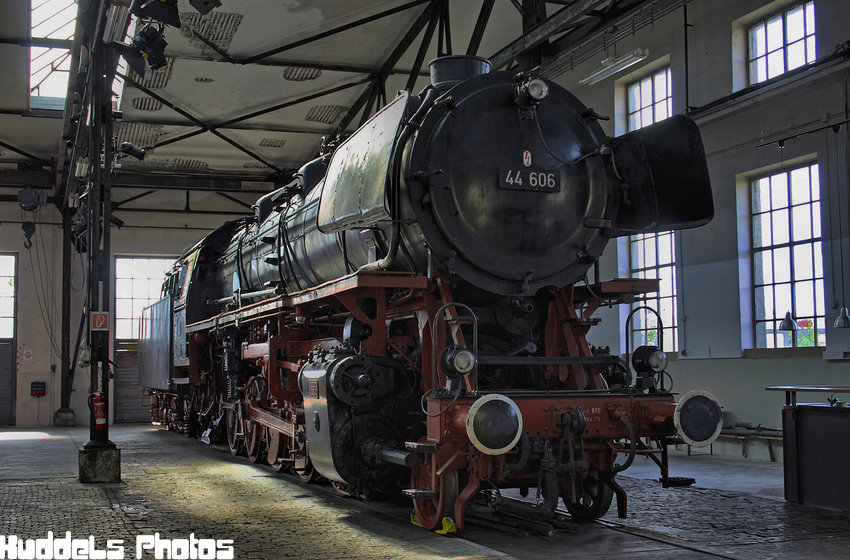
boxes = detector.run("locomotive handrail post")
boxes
[624,304,666,390]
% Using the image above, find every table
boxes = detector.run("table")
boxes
[765,385,850,406]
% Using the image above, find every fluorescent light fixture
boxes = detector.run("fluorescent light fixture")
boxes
[579,48,649,85]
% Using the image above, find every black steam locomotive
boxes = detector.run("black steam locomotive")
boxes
[140,56,721,530]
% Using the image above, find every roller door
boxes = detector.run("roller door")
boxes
[0,339,14,425]
[113,342,149,423]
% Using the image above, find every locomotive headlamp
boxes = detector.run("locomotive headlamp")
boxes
[632,345,668,374]
[526,78,549,100]
[515,77,549,107]
[466,394,524,455]
[441,345,475,377]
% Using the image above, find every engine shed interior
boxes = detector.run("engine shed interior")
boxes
[2,0,850,558]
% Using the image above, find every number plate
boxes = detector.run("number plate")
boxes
[499,168,560,193]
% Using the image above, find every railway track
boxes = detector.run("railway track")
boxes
[262,464,737,560]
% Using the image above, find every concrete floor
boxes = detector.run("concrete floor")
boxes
[1,425,848,559]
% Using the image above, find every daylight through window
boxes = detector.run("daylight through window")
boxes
[751,163,824,348]
[748,1,816,84]
[115,257,174,340]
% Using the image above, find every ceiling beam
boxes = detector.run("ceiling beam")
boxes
[159,52,430,77]
[0,169,53,188]
[0,37,74,49]
[466,0,496,56]
[0,139,51,166]
[111,171,280,193]
[489,0,610,69]
[337,0,440,133]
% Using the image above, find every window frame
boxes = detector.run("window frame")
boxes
[749,162,824,348]
[747,1,816,85]
[113,256,176,341]
[626,66,672,133]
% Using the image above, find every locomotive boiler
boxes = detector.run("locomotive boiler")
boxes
[140,55,722,530]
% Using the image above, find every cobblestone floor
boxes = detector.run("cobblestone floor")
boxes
[599,476,850,559]
[2,426,850,560]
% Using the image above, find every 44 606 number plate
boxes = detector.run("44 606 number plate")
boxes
[499,168,560,193]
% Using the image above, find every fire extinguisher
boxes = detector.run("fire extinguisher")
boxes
[91,393,107,430]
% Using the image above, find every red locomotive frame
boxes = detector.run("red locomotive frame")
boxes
[150,270,695,530]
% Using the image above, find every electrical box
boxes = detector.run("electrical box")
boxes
[31,381,46,397]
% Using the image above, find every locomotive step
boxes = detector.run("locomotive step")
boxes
[402,489,439,500]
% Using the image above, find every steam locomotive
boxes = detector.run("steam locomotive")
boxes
[140,55,722,530]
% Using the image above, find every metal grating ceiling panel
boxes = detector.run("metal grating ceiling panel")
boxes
[114,122,165,147]
[282,66,322,81]
[179,11,243,51]
[243,162,267,169]
[130,97,163,111]
[146,157,210,172]
[258,138,286,148]
[127,58,175,89]
[305,105,348,124]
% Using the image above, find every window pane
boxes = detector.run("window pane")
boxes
[767,50,785,79]
[0,278,13,298]
[0,317,12,338]
[793,244,814,280]
[753,213,771,248]
[791,205,812,241]
[658,233,673,264]
[789,167,811,204]
[640,78,652,107]
[640,107,652,127]
[654,72,668,101]
[755,321,770,348]
[774,247,791,283]
[754,250,773,285]
[795,280,815,317]
[655,100,669,121]
[775,282,793,317]
[810,164,820,200]
[772,209,790,245]
[644,237,656,267]
[751,58,767,83]
[814,241,823,277]
[766,15,784,51]
[770,174,788,208]
[806,36,816,62]
[787,40,806,70]
[628,84,640,112]
[805,2,815,35]
[628,112,640,131]
[786,5,805,42]
[0,298,13,318]
[116,298,133,319]
[750,23,766,57]
[752,178,771,213]
[115,318,133,340]
[755,286,771,320]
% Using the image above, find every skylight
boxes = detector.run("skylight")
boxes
[30,0,78,98]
